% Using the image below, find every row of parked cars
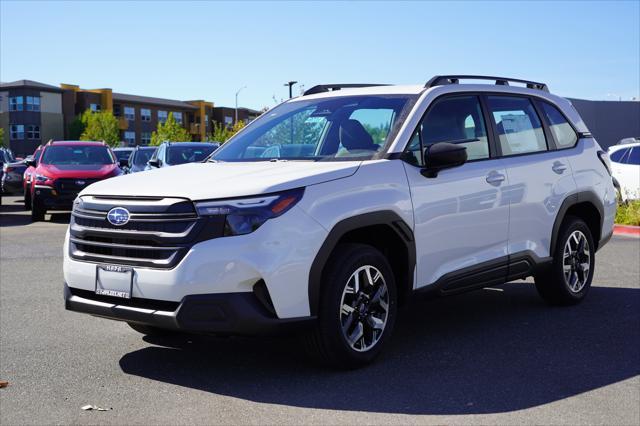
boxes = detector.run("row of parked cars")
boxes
[0,141,219,221]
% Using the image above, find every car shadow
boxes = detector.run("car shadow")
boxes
[119,283,640,415]
[0,210,71,227]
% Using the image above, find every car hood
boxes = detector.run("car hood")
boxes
[38,163,119,179]
[81,161,361,200]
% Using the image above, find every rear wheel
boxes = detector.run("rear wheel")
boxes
[535,216,595,305]
[305,243,397,368]
[30,196,45,222]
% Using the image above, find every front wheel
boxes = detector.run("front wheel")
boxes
[305,243,397,369]
[31,197,45,222]
[24,190,31,210]
[535,216,595,305]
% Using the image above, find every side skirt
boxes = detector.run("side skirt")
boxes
[415,251,553,296]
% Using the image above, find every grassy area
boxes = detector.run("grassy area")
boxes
[616,200,640,226]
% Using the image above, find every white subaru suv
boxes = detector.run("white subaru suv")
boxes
[64,76,616,368]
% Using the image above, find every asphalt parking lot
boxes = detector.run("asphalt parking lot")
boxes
[1,194,639,425]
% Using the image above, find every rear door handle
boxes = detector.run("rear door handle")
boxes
[552,161,567,174]
[486,171,506,186]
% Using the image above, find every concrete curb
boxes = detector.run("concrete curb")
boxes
[613,225,640,237]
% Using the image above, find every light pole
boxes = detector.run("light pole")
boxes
[235,86,246,124]
[284,81,298,99]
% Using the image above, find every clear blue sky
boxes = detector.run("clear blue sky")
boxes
[1,1,638,109]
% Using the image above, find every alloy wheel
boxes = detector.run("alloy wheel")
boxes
[339,265,389,352]
[563,230,591,293]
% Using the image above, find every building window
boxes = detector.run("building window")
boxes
[124,131,136,145]
[173,112,183,124]
[113,104,121,117]
[124,106,135,121]
[10,124,25,139]
[158,110,168,123]
[141,132,151,145]
[141,108,151,122]
[27,125,40,140]
[26,96,41,111]
[90,103,101,112]
[9,97,23,111]
[224,116,233,125]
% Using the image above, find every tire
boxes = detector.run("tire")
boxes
[535,216,595,305]
[24,190,31,210]
[31,197,45,222]
[127,322,175,337]
[304,243,398,369]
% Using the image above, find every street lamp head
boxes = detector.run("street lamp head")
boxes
[284,81,298,87]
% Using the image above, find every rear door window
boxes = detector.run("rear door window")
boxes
[540,102,578,148]
[487,96,547,156]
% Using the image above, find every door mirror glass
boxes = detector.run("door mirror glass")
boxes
[147,159,160,168]
[422,142,467,178]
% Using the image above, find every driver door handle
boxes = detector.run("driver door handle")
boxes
[486,171,506,186]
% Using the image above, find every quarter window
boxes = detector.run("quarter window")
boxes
[26,96,40,111]
[487,96,547,156]
[540,102,577,148]
[27,125,40,139]
[625,147,640,165]
[141,108,151,122]
[10,124,25,139]
[124,131,136,145]
[609,148,630,163]
[416,95,490,164]
[9,97,23,111]
[124,106,135,121]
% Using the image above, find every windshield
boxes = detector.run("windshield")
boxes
[211,95,416,162]
[41,145,115,165]
[113,149,133,161]
[166,145,216,165]
[133,148,156,166]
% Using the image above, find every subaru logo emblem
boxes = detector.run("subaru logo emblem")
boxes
[76,180,86,186]
[107,207,130,226]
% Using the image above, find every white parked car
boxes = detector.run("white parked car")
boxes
[64,76,616,368]
[608,142,640,201]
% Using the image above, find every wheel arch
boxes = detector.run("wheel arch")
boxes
[308,211,416,316]
[551,191,604,253]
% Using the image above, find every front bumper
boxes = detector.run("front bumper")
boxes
[34,186,77,210]
[64,283,314,335]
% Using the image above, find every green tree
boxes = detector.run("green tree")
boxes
[0,127,5,147]
[80,109,120,146]
[68,114,86,140]
[208,120,246,143]
[151,112,191,146]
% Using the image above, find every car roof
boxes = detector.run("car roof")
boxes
[49,141,107,146]
[609,142,640,151]
[165,142,217,146]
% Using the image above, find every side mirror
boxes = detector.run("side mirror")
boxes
[118,158,129,168]
[25,159,37,168]
[422,142,467,178]
[147,159,160,168]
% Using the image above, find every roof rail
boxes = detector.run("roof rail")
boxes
[303,83,389,96]
[425,75,549,92]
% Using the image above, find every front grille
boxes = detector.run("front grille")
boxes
[56,178,100,194]
[69,196,225,269]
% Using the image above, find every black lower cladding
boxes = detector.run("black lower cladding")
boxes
[34,186,78,209]
[64,283,315,335]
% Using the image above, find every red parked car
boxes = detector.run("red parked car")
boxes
[23,145,43,210]
[26,141,125,221]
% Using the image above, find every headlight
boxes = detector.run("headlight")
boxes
[195,188,304,236]
[35,174,53,184]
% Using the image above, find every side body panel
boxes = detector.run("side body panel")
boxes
[403,159,510,288]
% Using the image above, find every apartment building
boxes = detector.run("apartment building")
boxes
[0,80,65,156]
[61,84,214,145]
[212,106,261,127]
